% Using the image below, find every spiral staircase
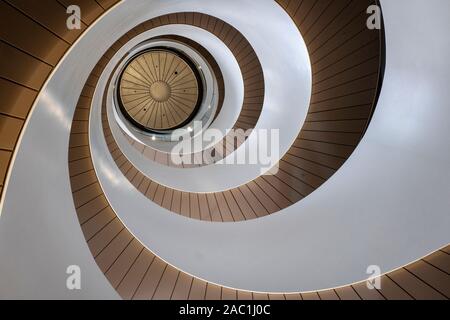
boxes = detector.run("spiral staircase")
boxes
[0,0,449,300]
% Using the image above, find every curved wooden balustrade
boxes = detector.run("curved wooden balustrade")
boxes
[0,0,121,199]
[70,126,450,299]
[70,93,450,299]
[68,0,448,301]
[97,0,384,222]
[113,14,266,168]
[2,0,448,300]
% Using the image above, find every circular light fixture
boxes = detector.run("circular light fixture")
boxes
[117,49,203,133]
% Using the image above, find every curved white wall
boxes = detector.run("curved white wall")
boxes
[0,0,449,298]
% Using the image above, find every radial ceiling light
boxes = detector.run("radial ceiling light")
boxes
[117,49,203,132]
